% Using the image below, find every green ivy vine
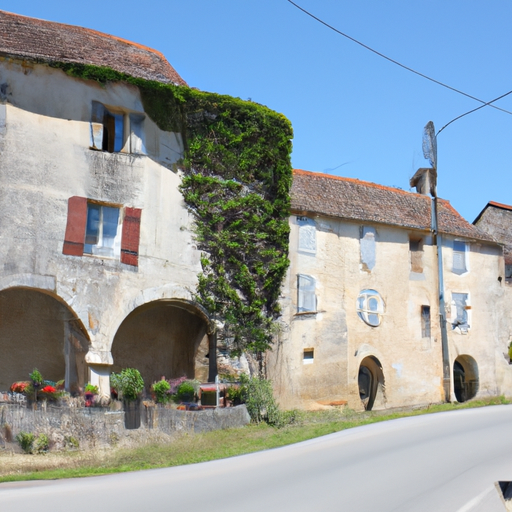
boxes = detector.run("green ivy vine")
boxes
[49,62,293,355]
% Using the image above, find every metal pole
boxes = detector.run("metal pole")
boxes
[433,196,451,401]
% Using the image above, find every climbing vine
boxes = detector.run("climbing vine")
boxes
[49,62,293,355]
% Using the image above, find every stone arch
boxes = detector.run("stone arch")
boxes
[111,298,211,392]
[453,355,479,402]
[358,356,386,411]
[0,286,90,392]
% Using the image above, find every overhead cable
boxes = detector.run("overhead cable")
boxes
[285,0,512,116]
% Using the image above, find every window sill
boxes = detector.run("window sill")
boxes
[295,311,318,317]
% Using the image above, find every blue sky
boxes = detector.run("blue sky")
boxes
[10,1,512,221]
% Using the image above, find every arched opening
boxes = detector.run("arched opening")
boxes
[111,300,210,392]
[358,356,385,411]
[453,355,479,402]
[0,287,89,392]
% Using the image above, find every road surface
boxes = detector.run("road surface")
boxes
[2,405,512,511]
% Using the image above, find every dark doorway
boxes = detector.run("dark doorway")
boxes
[453,355,479,402]
[358,356,385,411]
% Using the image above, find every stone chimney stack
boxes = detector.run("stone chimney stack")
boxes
[410,167,437,197]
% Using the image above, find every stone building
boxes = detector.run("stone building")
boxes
[267,170,512,410]
[0,10,213,395]
[473,201,512,281]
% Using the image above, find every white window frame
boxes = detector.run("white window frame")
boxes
[356,289,384,327]
[84,203,122,259]
[297,274,317,313]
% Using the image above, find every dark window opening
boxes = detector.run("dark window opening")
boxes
[303,349,314,364]
[421,305,431,338]
[102,109,124,153]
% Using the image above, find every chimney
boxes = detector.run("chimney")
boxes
[410,167,437,197]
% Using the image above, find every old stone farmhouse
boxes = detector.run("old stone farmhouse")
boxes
[0,10,214,396]
[1,10,511,412]
[267,170,512,410]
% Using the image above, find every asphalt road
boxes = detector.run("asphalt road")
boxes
[2,405,512,512]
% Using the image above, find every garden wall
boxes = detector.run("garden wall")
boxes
[0,402,250,451]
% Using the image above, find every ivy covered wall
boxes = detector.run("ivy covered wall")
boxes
[50,62,293,355]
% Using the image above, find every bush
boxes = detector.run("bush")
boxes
[239,374,282,426]
[33,433,49,454]
[16,431,35,453]
[152,379,171,404]
[110,368,144,401]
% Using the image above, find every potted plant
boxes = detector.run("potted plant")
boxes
[151,378,171,405]
[84,383,99,407]
[174,380,196,404]
[111,368,144,429]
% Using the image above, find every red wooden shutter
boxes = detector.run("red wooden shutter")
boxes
[121,207,142,266]
[63,196,87,256]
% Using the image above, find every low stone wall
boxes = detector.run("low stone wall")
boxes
[0,403,250,451]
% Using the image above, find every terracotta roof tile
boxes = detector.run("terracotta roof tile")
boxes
[0,10,186,85]
[291,169,496,243]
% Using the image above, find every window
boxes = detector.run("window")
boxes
[452,240,468,275]
[297,216,316,254]
[297,274,316,313]
[360,226,376,271]
[451,293,470,333]
[303,349,314,364]
[84,204,121,258]
[90,102,145,154]
[410,238,423,273]
[356,289,384,327]
[63,196,142,267]
[421,305,431,338]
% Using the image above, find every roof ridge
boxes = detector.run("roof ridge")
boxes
[1,10,168,63]
[489,200,512,211]
[292,168,428,199]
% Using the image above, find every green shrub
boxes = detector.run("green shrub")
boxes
[110,368,144,401]
[152,379,171,404]
[29,369,43,386]
[174,381,197,403]
[16,431,35,453]
[33,433,49,454]
[239,374,282,426]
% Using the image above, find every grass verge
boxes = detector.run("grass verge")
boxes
[0,396,509,483]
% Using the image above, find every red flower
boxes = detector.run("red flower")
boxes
[10,381,29,393]
[41,385,56,393]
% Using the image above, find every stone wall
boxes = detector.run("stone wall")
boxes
[0,403,250,451]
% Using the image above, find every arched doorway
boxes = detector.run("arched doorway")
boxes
[453,355,479,402]
[111,300,210,392]
[0,287,89,392]
[358,356,385,411]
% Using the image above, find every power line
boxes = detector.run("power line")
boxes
[285,0,512,116]
[437,90,512,135]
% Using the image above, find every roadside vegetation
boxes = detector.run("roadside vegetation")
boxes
[0,396,509,483]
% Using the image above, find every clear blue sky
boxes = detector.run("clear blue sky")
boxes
[10,1,512,222]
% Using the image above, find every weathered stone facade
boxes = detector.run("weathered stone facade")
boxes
[267,170,512,411]
[0,11,212,396]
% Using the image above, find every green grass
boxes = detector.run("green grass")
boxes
[0,396,509,483]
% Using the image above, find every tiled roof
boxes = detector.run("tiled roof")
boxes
[473,201,512,265]
[0,10,186,85]
[291,169,496,243]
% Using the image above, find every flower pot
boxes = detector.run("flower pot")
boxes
[123,399,141,429]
